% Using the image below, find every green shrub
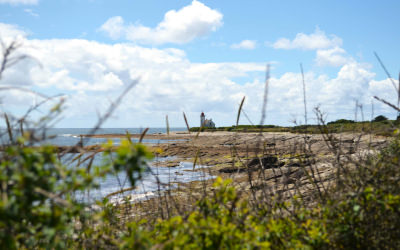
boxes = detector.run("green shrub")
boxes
[373,115,389,122]
[0,132,153,248]
[327,119,355,125]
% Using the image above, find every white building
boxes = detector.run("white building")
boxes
[200,112,215,128]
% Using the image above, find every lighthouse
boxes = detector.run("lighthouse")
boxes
[200,112,215,128]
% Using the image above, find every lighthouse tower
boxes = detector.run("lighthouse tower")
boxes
[200,112,205,127]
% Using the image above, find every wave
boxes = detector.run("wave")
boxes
[60,134,81,138]
[110,191,156,205]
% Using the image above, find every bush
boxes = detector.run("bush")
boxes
[0,129,153,248]
[122,177,330,249]
[327,119,355,125]
[373,115,389,122]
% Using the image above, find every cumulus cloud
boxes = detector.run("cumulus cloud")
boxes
[315,47,350,67]
[0,23,265,126]
[100,0,223,45]
[263,62,393,123]
[272,27,342,50]
[272,28,353,68]
[0,0,38,5]
[0,23,397,127]
[0,23,27,39]
[231,40,257,50]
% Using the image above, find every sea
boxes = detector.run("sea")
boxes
[3,128,215,204]
[44,127,186,146]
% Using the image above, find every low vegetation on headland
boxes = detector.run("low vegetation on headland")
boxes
[1,41,400,249]
[190,115,397,136]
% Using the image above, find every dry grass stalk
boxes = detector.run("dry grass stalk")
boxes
[236,96,246,127]
[165,115,170,136]
[139,128,149,143]
[183,112,190,133]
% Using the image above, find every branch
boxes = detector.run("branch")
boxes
[373,96,400,112]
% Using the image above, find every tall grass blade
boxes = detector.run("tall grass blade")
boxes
[166,115,170,136]
[241,108,255,125]
[125,130,132,144]
[355,100,359,122]
[4,113,13,142]
[139,128,149,143]
[183,112,190,133]
[398,71,400,116]
[259,64,270,126]
[236,96,245,127]
[300,63,307,125]
[19,119,24,136]
[374,52,398,92]
[374,96,400,112]
[193,149,200,170]
[195,128,202,139]
[85,152,98,173]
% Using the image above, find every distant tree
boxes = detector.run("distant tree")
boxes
[327,119,355,125]
[373,115,388,122]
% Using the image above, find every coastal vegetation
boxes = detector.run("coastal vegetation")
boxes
[1,41,399,249]
[190,117,397,136]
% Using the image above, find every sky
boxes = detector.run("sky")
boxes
[0,0,399,128]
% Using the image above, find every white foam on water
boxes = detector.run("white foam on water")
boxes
[60,134,72,137]
[110,191,156,205]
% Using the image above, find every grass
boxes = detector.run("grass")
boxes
[189,119,397,135]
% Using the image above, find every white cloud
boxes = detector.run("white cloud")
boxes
[99,0,223,45]
[315,47,350,67]
[0,0,38,5]
[24,8,39,17]
[272,28,353,68]
[272,27,342,50]
[99,16,124,40]
[261,62,388,123]
[0,23,397,127]
[0,23,265,126]
[231,40,257,50]
[0,23,26,39]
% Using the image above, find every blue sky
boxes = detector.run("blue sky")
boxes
[0,0,399,127]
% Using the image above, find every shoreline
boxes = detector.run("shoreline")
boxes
[48,131,389,208]
[79,131,192,140]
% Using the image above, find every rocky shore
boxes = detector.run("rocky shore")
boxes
[81,130,388,188]
[72,130,390,219]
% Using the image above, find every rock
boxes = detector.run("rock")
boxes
[281,169,306,185]
[247,155,284,169]
[285,162,301,168]
[218,155,284,174]
[218,167,248,173]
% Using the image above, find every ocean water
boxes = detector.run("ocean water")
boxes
[36,128,215,203]
[73,154,212,204]
[45,127,187,146]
